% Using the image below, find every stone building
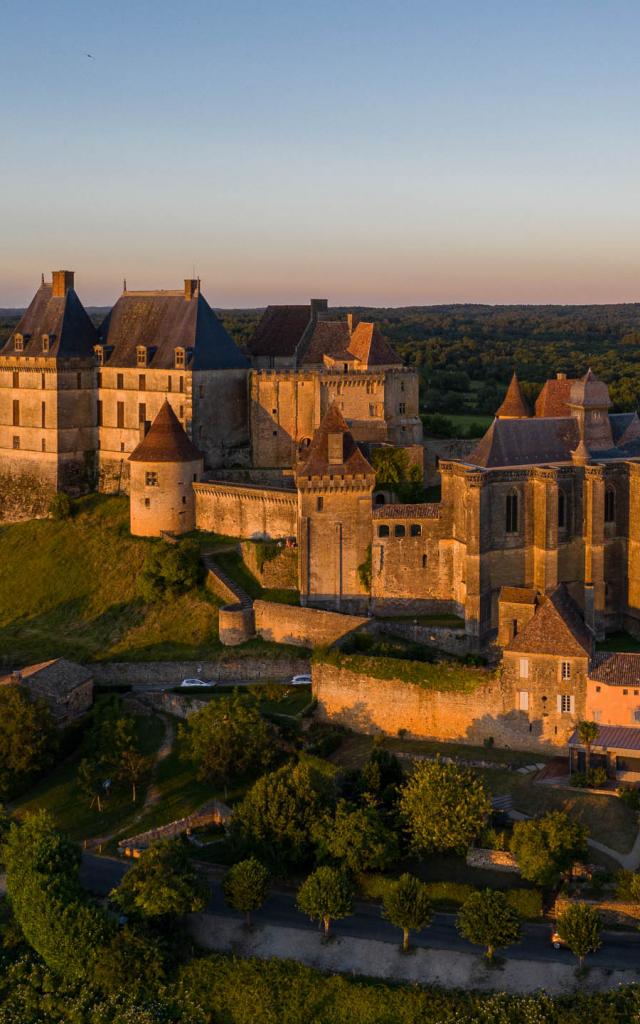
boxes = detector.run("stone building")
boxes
[0,658,93,724]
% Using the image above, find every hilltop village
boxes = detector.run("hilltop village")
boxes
[3,270,640,775]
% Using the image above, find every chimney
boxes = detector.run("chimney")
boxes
[346,313,353,335]
[51,270,75,298]
[557,373,567,381]
[184,279,199,301]
[310,298,328,319]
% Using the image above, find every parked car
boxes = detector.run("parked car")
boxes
[180,678,214,688]
[550,927,567,950]
[291,674,312,686]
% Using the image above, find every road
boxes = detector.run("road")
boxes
[79,853,640,971]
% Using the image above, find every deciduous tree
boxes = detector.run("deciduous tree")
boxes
[312,800,399,874]
[0,686,56,798]
[556,902,602,967]
[400,758,490,855]
[179,694,272,785]
[456,889,521,961]
[296,866,354,940]
[382,872,432,952]
[223,857,269,927]
[111,839,208,919]
[510,812,588,887]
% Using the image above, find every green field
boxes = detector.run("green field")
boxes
[444,413,493,431]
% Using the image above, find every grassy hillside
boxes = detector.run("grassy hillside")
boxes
[0,495,225,664]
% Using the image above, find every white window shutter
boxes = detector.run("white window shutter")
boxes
[570,696,575,714]
[557,695,563,713]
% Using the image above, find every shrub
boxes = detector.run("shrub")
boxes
[49,492,73,519]
[424,881,476,907]
[504,888,543,919]
[619,785,640,810]
[137,538,203,602]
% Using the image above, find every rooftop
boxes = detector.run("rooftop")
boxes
[129,400,203,463]
[297,402,374,479]
[505,585,592,658]
[589,652,640,687]
[569,724,640,752]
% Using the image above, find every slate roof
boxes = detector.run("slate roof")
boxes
[496,373,530,418]
[297,403,374,478]
[99,289,248,371]
[570,369,611,410]
[372,503,440,519]
[0,659,92,697]
[505,585,592,657]
[569,724,640,752]
[129,400,203,463]
[535,377,577,418]
[248,304,313,359]
[589,652,640,687]
[1,281,97,359]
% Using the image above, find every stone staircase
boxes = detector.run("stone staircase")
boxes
[201,552,253,610]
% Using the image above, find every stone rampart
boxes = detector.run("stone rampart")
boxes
[372,618,471,657]
[92,655,310,686]
[219,604,256,645]
[240,541,298,590]
[194,481,297,540]
[312,661,567,753]
[254,600,369,649]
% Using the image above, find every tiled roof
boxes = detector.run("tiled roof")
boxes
[535,377,577,418]
[569,724,640,752]
[505,585,592,657]
[129,401,203,463]
[468,417,580,468]
[348,322,402,366]
[499,587,538,604]
[248,304,312,358]
[0,658,92,697]
[99,289,248,371]
[372,503,440,519]
[589,652,640,687]
[496,373,530,418]
[297,403,374,478]
[1,281,97,360]
[298,320,352,365]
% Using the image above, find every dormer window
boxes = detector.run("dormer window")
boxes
[94,345,104,366]
[328,433,344,464]
[175,347,185,369]
[14,334,24,352]
[136,346,148,368]
[42,334,50,353]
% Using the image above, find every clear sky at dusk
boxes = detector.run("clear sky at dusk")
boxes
[2,0,640,307]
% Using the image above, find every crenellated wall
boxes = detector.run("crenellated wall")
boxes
[194,481,297,539]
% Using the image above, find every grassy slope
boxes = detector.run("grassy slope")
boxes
[0,495,227,664]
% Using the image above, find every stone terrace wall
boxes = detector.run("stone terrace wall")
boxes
[194,481,297,540]
[374,618,471,657]
[240,542,298,590]
[254,600,369,649]
[313,661,567,753]
[92,655,309,686]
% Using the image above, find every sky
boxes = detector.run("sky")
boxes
[2,0,640,307]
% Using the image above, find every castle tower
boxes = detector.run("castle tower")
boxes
[0,271,98,504]
[496,372,530,419]
[568,369,614,451]
[128,400,203,537]
[295,403,375,612]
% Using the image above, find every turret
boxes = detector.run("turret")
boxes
[496,372,530,419]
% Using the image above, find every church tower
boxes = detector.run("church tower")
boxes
[295,403,375,612]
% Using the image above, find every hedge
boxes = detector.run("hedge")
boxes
[358,874,542,917]
[313,647,491,693]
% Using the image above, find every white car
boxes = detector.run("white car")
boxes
[180,678,214,688]
[291,674,312,686]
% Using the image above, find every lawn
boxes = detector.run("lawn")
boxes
[11,713,166,843]
[596,631,640,653]
[0,495,227,664]
[330,735,550,771]
[445,413,493,432]
[214,549,300,606]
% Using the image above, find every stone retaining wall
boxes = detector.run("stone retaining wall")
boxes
[194,481,297,540]
[373,618,471,657]
[92,655,310,686]
[466,848,520,873]
[254,600,368,649]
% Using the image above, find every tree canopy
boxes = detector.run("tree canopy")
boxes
[137,538,203,602]
[179,693,273,784]
[382,873,432,952]
[296,866,354,939]
[556,902,602,967]
[400,758,490,855]
[510,812,588,887]
[223,857,269,927]
[0,686,57,799]
[456,888,522,961]
[110,839,208,919]
[312,800,399,874]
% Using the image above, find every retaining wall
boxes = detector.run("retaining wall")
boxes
[194,481,297,540]
[254,600,368,649]
[373,618,471,657]
[91,656,310,686]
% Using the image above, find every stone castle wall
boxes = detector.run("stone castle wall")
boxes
[254,600,368,649]
[91,655,310,686]
[0,470,56,523]
[239,542,298,589]
[194,481,297,539]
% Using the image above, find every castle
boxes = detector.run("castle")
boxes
[6,268,640,767]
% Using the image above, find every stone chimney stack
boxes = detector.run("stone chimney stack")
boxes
[184,279,199,301]
[310,298,328,319]
[51,270,75,297]
[346,313,353,334]
[557,373,567,381]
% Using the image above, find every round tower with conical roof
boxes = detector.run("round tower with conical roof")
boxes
[128,400,203,537]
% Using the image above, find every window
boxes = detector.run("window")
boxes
[97,372,102,388]
[41,402,46,428]
[144,498,151,509]
[410,524,422,537]
[12,371,18,388]
[558,694,575,714]
[375,493,385,505]
[138,374,146,392]
[117,373,124,390]
[379,546,385,571]
[41,438,46,452]
[561,661,571,680]
[519,657,529,679]
[12,436,19,449]
[167,376,172,393]
[558,490,566,529]
[422,554,428,568]
[175,348,185,369]
[117,401,124,429]
[595,685,601,693]
[138,403,146,424]
[76,372,82,389]
[179,376,184,393]
[120,442,125,452]
[182,495,187,505]
[179,405,184,419]
[378,525,389,538]
[317,496,324,512]
[605,487,616,523]
[199,385,204,399]
[400,381,405,393]
[94,345,104,365]
[369,404,375,417]
[343,363,349,373]
[136,346,147,367]
[518,690,529,711]
[512,618,519,638]
[623,689,628,696]
[594,710,602,723]
[506,491,518,533]
[42,334,49,352]
[12,400,19,427]
[14,334,23,351]
[97,400,103,426]
[633,708,640,723]
[394,525,406,538]
[145,472,158,487]
[398,402,406,415]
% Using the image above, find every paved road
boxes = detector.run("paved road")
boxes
[79,853,640,971]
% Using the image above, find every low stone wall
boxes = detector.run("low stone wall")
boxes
[205,567,240,605]
[554,896,640,927]
[92,655,310,686]
[194,481,297,540]
[466,848,520,874]
[0,470,55,522]
[312,661,566,753]
[240,542,298,590]
[373,618,470,657]
[254,601,369,649]
[219,604,256,645]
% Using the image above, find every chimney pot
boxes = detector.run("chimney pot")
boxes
[557,373,567,380]
[51,270,75,298]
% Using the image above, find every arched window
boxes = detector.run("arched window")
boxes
[505,491,518,534]
[394,525,406,538]
[377,525,389,538]
[558,490,566,529]
[374,493,386,505]
[605,487,616,524]
[422,554,428,568]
